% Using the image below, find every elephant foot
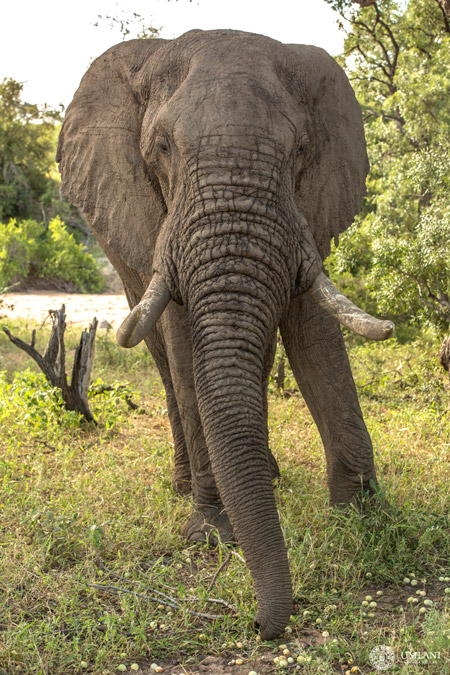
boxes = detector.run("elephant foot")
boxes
[329,470,380,508]
[181,504,235,545]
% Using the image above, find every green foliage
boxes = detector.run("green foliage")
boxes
[0,368,135,438]
[89,377,143,429]
[0,218,41,288]
[325,0,450,328]
[39,217,105,292]
[0,217,104,291]
[0,78,63,222]
[0,369,83,432]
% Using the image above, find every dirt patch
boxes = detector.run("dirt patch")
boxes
[131,643,320,675]
[11,276,80,292]
[1,291,129,327]
[139,653,275,674]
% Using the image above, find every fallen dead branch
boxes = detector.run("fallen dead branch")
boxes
[93,553,237,620]
[17,441,57,457]
[88,583,224,620]
[206,552,233,593]
[89,383,141,411]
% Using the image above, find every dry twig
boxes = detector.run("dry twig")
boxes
[93,554,236,618]
[206,552,233,593]
[88,583,223,620]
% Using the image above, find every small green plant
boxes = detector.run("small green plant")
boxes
[89,377,142,427]
[0,369,82,432]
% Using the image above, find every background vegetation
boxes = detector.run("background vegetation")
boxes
[0,217,104,292]
[0,79,102,292]
[325,0,450,328]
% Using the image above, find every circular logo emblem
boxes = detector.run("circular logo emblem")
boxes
[369,646,395,671]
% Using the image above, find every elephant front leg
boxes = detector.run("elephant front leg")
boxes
[165,385,192,495]
[280,294,378,505]
[144,328,192,495]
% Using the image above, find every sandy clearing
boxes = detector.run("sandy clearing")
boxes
[2,291,129,327]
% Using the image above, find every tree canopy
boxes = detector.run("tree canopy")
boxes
[0,78,63,223]
[326,0,450,328]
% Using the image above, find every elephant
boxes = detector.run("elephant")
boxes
[57,29,394,640]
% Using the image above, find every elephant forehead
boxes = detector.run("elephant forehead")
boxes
[137,30,313,157]
[159,29,289,72]
[153,70,304,153]
[145,30,300,109]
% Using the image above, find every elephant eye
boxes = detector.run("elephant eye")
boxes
[155,136,170,155]
[297,133,310,154]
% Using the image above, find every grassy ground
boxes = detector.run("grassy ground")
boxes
[0,317,449,674]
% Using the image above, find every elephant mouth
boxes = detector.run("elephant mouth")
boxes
[116,269,394,348]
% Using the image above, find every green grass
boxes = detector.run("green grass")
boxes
[0,318,449,674]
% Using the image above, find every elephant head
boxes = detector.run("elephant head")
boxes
[57,30,393,639]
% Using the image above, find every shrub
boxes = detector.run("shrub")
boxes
[0,218,41,288]
[0,217,104,292]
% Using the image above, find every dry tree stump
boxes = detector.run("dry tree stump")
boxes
[440,331,450,374]
[3,305,98,423]
[440,329,450,414]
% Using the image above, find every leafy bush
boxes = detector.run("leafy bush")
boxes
[0,369,134,435]
[0,369,83,433]
[0,217,104,292]
[0,218,41,288]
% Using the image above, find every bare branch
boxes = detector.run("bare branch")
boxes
[433,0,450,32]
[94,554,236,615]
[88,584,224,620]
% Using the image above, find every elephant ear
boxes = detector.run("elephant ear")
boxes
[57,38,168,273]
[286,44,369,260]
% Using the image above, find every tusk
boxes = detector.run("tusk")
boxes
[309,271,394,341]
[116,273,171,348]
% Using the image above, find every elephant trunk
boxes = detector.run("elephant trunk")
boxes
[191,317,292,638]
[184,227,293,638]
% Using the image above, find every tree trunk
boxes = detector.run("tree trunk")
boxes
[440,329,450,414]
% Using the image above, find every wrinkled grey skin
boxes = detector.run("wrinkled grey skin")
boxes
[57,30,377,639]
